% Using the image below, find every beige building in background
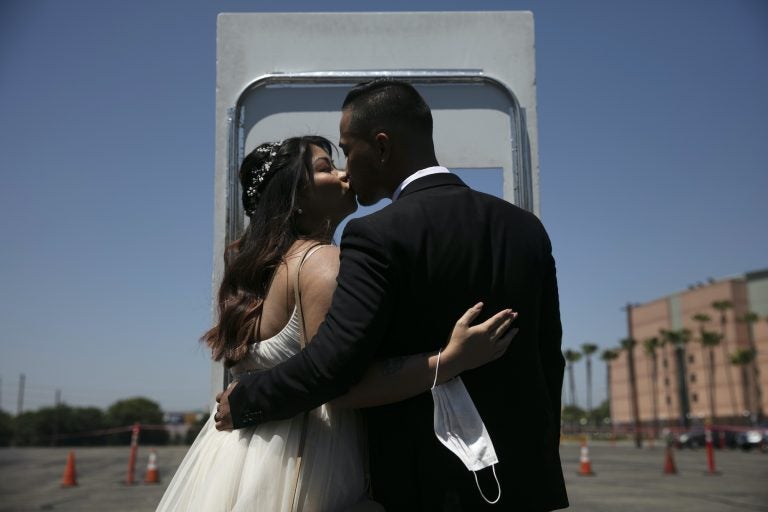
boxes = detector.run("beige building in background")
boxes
[609,269,768,427]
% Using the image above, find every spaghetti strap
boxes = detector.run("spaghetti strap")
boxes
[292,243,331,349]
[288,242,330,511]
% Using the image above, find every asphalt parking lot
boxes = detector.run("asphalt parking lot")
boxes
[560,441,768,512]
[0,442,766,511]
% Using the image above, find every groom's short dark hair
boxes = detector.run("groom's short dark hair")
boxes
[342,78,433,139]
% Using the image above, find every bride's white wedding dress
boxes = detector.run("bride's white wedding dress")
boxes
[156,306,367,512]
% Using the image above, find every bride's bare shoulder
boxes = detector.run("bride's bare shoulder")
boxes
[283,242,338,295]
[286,241,338,266]
[299,244,339,282]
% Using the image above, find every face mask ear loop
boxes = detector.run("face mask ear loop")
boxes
[431,349,442,390]
[473,464,501,505]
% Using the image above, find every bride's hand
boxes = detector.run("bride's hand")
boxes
[441,302,518,376]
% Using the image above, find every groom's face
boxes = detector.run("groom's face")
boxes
[339,109,384,206]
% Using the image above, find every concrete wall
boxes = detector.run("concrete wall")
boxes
[213,11,540,399]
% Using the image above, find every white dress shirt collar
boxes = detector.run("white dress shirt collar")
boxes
[392,166,451,201]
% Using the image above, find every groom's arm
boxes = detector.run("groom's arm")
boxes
[225,216,397,428]
[538,229,565,436]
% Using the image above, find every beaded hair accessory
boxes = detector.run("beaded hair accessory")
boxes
[243,140,283,216]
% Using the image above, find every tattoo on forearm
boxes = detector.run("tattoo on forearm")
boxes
[381,353,429,376]
[382,356,408,376]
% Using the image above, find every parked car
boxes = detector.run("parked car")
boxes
[736,429,767,451]
[678,428,705,449]
[677,428,739,449]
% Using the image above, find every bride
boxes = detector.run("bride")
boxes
[156,136,517,512]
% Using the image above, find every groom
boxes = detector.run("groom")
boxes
[217,79,568,511]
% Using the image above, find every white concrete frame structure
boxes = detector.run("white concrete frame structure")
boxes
[212,11,539,396]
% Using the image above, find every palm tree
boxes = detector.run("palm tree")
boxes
[692,313,716,422]
[660,328,693,427]
[730,348,756,420]
[621,337,642,446]
[692,312,711,365]
[659,332,675,423]
[712,300,739,419]
[643,337,661,437]
[564,349,582,408]
[600,349,619,415]
[699,329,723,421]
[581,343,599,414]
[738,312,763,423]
[692,313,711,326]
[740,311,760,328]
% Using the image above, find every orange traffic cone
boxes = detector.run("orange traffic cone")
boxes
[578,438,595,476]
[144,449,160,484]
[663,444,677,475]
[61,450,78,487]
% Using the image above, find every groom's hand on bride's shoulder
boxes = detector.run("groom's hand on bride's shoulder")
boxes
[215,382,238,431]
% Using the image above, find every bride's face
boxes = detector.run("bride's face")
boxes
[300,144,358,224]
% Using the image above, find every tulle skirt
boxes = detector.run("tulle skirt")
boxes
[156,404,367,512]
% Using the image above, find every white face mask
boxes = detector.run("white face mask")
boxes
[431,376,501,504]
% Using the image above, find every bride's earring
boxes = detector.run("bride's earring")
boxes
[296,207,303,215]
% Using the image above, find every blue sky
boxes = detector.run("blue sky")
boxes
[1,0,766,413]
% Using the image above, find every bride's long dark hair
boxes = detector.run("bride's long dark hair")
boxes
[202,135,334,366]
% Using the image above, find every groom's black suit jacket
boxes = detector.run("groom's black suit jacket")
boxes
[229,173,568,511]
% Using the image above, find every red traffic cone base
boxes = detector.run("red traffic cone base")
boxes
[578,439,595,476]
[144,449,160,484]
[61,450,78,487]
[663,446,677,475]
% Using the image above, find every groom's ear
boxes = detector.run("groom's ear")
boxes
[373,131,391,165]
